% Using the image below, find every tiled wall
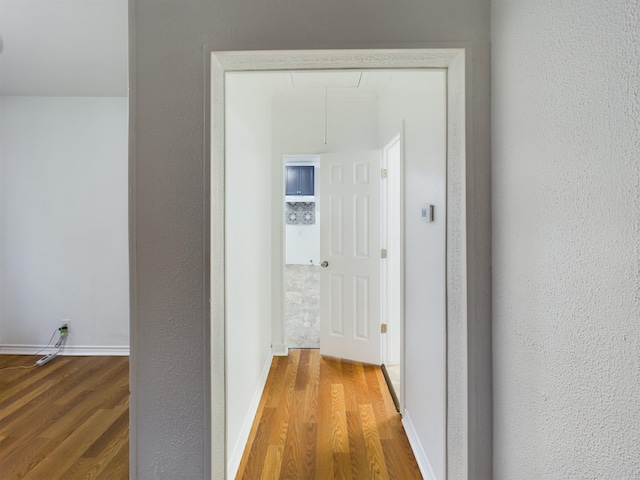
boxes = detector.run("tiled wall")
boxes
[285,202,316,225]
[285,264,320,348]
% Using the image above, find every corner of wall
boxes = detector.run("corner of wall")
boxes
[271,343,288,356]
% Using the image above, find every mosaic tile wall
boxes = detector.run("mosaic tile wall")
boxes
[286,202,316,225]
[285,264,320,348]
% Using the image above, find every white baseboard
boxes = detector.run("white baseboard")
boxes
[0,344,130,356]
[402,409,437,480]
[271,343,288,356]
[227,353,273,479]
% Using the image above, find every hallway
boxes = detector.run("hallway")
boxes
[236,349,421,479]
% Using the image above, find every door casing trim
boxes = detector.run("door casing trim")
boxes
[211,48,470,479]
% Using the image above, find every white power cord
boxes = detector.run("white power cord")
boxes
[0,327,67,371]
[35,328,68,366]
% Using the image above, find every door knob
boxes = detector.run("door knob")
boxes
[321,261,329,268]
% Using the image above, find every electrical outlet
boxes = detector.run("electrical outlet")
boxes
[61,319,70,332]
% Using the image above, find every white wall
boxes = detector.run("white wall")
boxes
[378,71,447,479]
[273,94,379,155]
[492,1,640,478]
[225,74,275,477]
[0,96,129,353]
[271,94,379,350]
[0,0,128,96]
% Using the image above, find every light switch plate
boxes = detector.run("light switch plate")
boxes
[422,204,434,222]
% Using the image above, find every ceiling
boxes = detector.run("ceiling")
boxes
[0,0,128,96]
[227,70,397,100]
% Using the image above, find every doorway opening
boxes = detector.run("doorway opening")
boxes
[381,131,403,411]
[212,49,469,480]
[284,155,321,349]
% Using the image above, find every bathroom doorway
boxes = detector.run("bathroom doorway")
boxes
[283,155,321,348]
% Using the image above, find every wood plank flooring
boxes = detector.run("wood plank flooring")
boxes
[236,349,422,479]
[0,355,129,479]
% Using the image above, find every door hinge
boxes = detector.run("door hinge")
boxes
[381,168,388,179]
[381,323,387,334]
[381,248,387,259]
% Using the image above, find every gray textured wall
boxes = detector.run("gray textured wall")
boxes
[492,1,640,478]
[129,1,491,478]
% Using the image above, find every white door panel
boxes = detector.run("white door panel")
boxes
[320,151,381,365]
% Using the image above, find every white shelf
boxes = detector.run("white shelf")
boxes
[285,195,315,202]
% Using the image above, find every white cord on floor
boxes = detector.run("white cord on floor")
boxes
[0,328,60,371]
[0,364,37,371]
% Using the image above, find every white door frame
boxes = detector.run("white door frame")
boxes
[381,129,404,411]
[211,48,471,479]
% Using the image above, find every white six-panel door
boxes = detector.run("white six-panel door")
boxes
[319,151,381,365]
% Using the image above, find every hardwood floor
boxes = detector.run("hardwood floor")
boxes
[236,349,422,479]
[0,355,129,479]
